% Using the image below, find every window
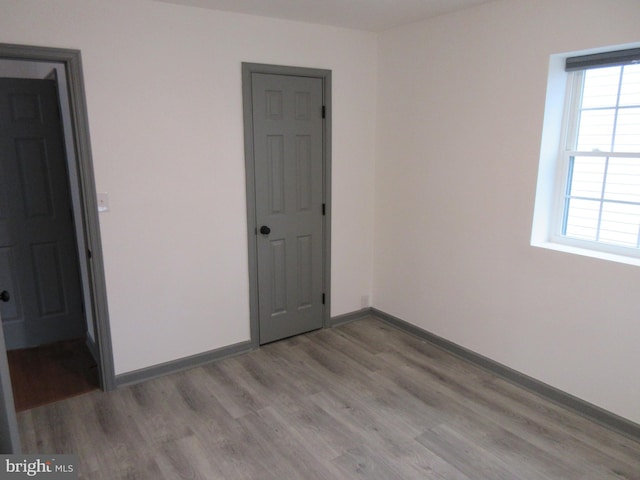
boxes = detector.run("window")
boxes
[532,46,640,265]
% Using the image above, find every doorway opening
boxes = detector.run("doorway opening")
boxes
[0,44,114,414]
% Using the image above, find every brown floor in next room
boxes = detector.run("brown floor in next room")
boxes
[7,338,99,411]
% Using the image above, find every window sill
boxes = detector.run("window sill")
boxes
[531,240,640,267]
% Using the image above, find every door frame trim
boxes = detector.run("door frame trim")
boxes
[242,63,332,348]
[0,322,19,453]
[0,43,116,391]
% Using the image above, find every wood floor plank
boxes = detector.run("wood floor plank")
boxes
[191,411,274,480]
[306,327,390,373]
[366,318,640,467]
[234,409,339,480]
[333,443,419,480]
[200,362,264,419]
[377,356,638,480]
[416,423,530,480]
[263,397,359,461]
[485,374,640,466]
[367,328,640,475]
[16,316,640,479]
[152,434,227,480]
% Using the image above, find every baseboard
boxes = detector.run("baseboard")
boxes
[115,340,253,388]
[368,308,640,443]
[117,310,366,387]
[327,307,373,327]
[112,306,639,442]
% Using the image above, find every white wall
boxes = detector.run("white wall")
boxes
[374,0,640,423]
[0,0,377,374]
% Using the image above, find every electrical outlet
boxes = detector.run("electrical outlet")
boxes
[97,192,109,212]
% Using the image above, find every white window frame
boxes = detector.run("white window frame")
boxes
[532,43,640,266]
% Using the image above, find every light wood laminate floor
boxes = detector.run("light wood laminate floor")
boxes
[18,317,640,479]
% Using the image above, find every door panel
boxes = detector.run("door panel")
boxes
[31,241,67,316]
[0,78,85,350]
[252,73,324,344]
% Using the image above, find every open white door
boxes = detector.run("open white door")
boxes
[0,301,20,453]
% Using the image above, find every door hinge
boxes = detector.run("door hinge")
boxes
[322,293,325,304]
[322,105,326,119]
[322,203,326,216]
[87,249,92,259]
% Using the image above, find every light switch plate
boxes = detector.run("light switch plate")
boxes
[97,192,109,212]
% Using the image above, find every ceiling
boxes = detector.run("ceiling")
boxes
[153,0,497,32]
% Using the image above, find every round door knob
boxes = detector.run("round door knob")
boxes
[0,290,10,302]
[259,225,271,235]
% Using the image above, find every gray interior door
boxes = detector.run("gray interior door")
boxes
[252,73,325,344]
[0,78,85,350]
